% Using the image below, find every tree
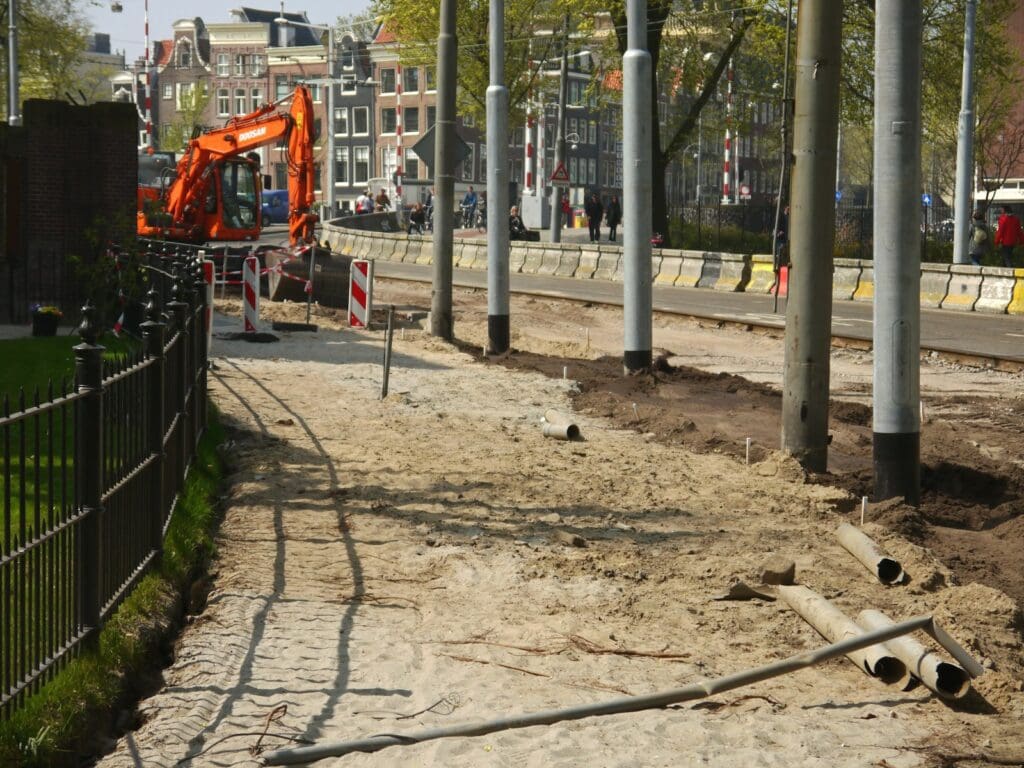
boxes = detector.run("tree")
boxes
[0,0,89,119]
[162,83,211,152]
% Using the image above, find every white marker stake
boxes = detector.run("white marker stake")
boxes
[586,327,591,352]
[563,365,568,380]
[632,403,639,423]
[861,496,868,526]
[745,437,752,465]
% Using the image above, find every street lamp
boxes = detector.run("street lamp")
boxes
[274,11,335,218]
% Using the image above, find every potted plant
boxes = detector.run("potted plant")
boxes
[30,304,63,337]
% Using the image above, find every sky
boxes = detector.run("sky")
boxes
[85,0,372,62]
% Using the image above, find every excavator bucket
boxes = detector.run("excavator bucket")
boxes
[288,85,318,246]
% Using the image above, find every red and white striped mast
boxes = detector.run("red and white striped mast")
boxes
[394,47,403,209]
[524,61,536,195]
[143,0,153,149]
[721,55,733,203]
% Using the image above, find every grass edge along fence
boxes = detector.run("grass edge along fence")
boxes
[1,256,210,728]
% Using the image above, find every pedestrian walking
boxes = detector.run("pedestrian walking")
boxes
[968,210,989,267]
[605,195,622,242]
[994,205,1022,267]
[585,193,604,242]
[560,197,572,228]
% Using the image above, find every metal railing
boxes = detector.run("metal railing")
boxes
[0,254,209,719]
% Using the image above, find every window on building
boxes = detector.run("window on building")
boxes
[251,55,264,76]
[404,107,419,133]
[588,120,597,145]
[426,105,436,130]
[251,87,263,112]
[234,54,246,76]
[340,47,354,70]
[480,143,486,178]
[335,107,348,135]
[176,82,194,111]
[178,42,191,68]
[403,67,418,93]
[462,144,474,181]
[354,146,370,183]
[425,67,435,91]
[162,83,172,100]
[353,107,369,135]
[275,163,288,190]
[405,149,419,181]
[569,157,577,183]
[463,113,475,128]
[341,75,357,94]
[588,158,597,185]
[336,146,350,184]
[276,75,289,100]
[217,88,230,116]
[309,84,321,103]
[380,68,396,94]
[513,127,523,147]
[381,107,396,134]
[235,88,246,115]
[217,53,229,77]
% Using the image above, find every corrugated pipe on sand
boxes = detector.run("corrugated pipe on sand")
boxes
[261,614,980,765]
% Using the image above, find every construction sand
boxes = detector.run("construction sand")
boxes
[96,289,1024,767]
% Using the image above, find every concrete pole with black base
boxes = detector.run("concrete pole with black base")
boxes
[548,15,569,244]
[486,0,510,354]
[621,0,653,373]
[952,0,977,266]
[430,0,457,341]
[780,0,842,472]
[873,0,922,504]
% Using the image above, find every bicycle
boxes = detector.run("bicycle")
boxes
[460,203,475,229]
[474,203,487,232]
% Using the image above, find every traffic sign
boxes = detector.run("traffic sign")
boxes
[410,124,471,175]
[922,193,932,207]
[740,183,751,199]
[549,161,570,187]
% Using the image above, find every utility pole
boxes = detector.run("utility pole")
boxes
[622,0,652,372]
[780,0,842,472]
[548,14,569,243]
[873,0,922,504]
[7,0,21,125]
[486,0,510,354]
[430,0,457,340]
[952,0,978,265]
[326,25,336,217]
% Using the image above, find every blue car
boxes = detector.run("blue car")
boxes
[261,190,289,225]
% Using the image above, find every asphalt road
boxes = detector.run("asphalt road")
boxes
[372,260,1024,365]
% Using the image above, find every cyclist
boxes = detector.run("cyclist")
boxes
[461,186,478,228]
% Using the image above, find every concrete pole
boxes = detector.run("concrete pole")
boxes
[143,0,151,146]
[952,0,977,265]
[873,0,922,504]
[486,0,510,354]
[7,0,21,126]
[780,0,842,472]
[548,15,569,243]
[430,0,457,340]
[622,0,652,372]
[326,26,336,217]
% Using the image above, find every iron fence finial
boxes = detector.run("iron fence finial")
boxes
[78,302,99,345]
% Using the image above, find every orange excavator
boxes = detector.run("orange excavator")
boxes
[137,85,317,245]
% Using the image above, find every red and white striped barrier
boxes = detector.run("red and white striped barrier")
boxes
[348,259,374,328]
[243,255,259,332]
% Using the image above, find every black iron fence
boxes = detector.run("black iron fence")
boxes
[668,200,956,261]
[0,254,209,720]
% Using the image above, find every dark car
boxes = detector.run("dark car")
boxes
[261,190,289,225]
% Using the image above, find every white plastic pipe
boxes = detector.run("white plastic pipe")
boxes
[856,609,977,699]
[778,585,910,687]
[835,523,905,585]
[543,409,580,441]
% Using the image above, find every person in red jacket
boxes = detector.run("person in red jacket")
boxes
[994,205,1022,267]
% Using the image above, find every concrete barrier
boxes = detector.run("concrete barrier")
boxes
[537,245,562,276]
[522,244,544,274]
[1009,269,1024,315]
[403,237,423,263]
[697,252,721,289]
[975,267,1017,314]
[390,235,408,262]
[712,252,750,292]
[833,258,863,301]
[746,254,775,294]
[941,265,982,311]
[576,245,600,279]
[919,263,951,308]
[656,249,684,286]
[594,249,620,281]
[650,250,663,282]
[415,236,433,265]
[853,262,874,302]
[555,246,581,277]
[677,250,705,287]
[610,246,627,282]
[471,241,490,270]
[509,242,529,273]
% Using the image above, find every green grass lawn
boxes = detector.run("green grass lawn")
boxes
[0,334,139,402]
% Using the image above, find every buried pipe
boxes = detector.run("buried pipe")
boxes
[542,409,580,441]
[777,585,910,688]
[261,614,951,765]
[856,609,979,700]
[835,523,906,585]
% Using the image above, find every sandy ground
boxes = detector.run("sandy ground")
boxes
[96,286,1023,767]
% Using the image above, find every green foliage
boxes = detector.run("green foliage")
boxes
[0,408,226,767]
[161,82,212,153]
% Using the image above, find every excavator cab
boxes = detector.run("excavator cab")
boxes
[205,158,262,241]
